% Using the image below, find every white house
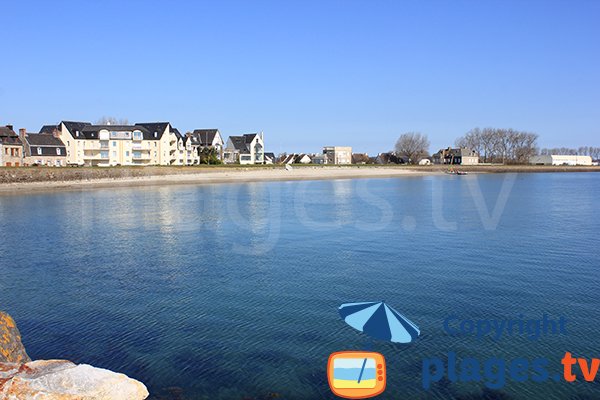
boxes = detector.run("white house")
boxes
[186,129,225,164]
[224,133,265,164]
[529,155,592,166]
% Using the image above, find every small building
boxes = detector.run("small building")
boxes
[529,155,592,166]
[20,129,67,167]
[375,152,404,165]
[0,125,24,167]
[352,153,369,164]
[433,147,479,165]
[223,133,265,164]
[311,154,326,164]
[323,146,352,165]
[282,153,312,164]
[186,129,225,164]
[263,152,276,164]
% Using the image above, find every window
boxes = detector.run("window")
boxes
[67,141,70,146]
[100,151,109,159]
[37,148,43,155]
[76,131,80,137]
[112,141,117,147]
[56,148,61,155]
[112,151,116,157]
[133,131,143,140]
[154,132,158,138]
[125,151,130,157]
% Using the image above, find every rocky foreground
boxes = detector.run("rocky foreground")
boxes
[0,311,148,400]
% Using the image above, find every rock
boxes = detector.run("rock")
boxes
[0,312,30,364]
[0,359,149,399]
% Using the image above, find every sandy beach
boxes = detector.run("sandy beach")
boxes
[0,166,434,195]
[0,165,598,196]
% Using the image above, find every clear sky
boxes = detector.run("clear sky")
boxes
[2,0,598,155]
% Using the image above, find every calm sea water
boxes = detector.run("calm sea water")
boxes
[1,173,599,399]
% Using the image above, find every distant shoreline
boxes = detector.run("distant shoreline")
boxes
[0,165,598,196]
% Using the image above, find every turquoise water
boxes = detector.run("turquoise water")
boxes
[1,173,599,399]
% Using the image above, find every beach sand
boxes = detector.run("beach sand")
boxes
[0,166,435,195]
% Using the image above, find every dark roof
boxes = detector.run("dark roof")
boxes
[58,121,173,141]
[26,133,66,147]
[79,124,146,139]
[228,136,249,152]
[228,133,260,153]
[0,136,22,145]
[435,147,478,158]
[39,124,59,134]
[62,121,92,138]
[22,132,66,157]
[0,126,17,137]
[264,152,276,160]
[191,129,220,146]
[135,122,170,140]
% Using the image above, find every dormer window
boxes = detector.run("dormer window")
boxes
[154,132,158,138]
[76,130,80,137]
[37,147,42,155]
[56,148,61,155]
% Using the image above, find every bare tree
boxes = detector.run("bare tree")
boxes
[394,132,430,164]
[96,116,129,125]
[456,128,538,164]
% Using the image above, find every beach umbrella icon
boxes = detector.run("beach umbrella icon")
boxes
[339,301,420,344]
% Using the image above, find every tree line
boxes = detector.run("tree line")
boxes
[454,128,538,164]
[393,128,597,165]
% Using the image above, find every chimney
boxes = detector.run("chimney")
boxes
[19,128,27,142]
[6,124,14,132]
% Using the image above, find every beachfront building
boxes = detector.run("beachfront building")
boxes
[223,133,265,164]
[282,153,312,164]
[323,146,352,165]
[352,153,369,164]
[20,128,67,167]
[311,154,326,164]
[186,129,225,164]
[0,125,24,167]
[529,155,593,166]
[432,147,479,165]
[43,121,183,166]
[375,152,404,164]
[264,152,276,164]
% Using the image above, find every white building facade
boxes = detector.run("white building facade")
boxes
[529,155,592,166]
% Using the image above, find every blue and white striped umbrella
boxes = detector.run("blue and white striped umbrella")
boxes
[339,301,420,343]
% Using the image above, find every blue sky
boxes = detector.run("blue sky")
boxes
[1,0,598,155]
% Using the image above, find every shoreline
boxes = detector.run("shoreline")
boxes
[0,167,435,196]
[0,165,598,196]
